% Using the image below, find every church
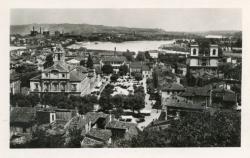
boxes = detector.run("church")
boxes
[30,44,96,96]
[188,44,219,71]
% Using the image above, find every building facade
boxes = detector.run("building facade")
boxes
[188,44,219,69]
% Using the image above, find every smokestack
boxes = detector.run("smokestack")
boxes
[33,26,34,31]
[40,27,42,34]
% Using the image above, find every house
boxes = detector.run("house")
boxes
[129,62,152,78]
[10,107,37,137]
[10,72,21,95]
[65,112,138,147]
[81,129,112,147]
[180,86,211,106]
[161,82,185,95]
[147,50,159,59]
[211,88,237,109]
[105,120,138,140]
[100,56,127,73]
[162,95,206,120]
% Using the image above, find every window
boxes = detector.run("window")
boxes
[193,49,196,55]
[58,54,61,61]
[71,84,77,91]
[51,114,55,121]
[212,49,216,55]
[45,73,49,77]
[62,74,65,78]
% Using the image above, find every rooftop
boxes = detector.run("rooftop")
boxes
[10,107,36,124]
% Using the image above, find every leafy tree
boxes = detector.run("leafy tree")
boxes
[27,127,65,148]
[101,64,113,74]
[122,51,134,61]
[66,127,83,148]
[111,94,124,108]
[80,60,85,66]
[110,73,119,82]
[136,52,145,61]
[86,55,93,69]
[99,84,114,111]
[43,54,54,69]
[119,64,129,76]
[145,51,153,61]
[121,111,241,147]
[20,71,41,88]
[152,70,158,88]
[134,73,143,81]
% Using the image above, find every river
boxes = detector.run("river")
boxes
[67,40,177,53]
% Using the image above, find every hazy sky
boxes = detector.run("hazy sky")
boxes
[10,9,242,32]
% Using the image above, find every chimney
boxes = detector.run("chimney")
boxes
[33,26,35,31]
[40,27,42,34]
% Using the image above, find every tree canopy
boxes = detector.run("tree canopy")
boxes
[43,54,54,69]
[101,64,113,74]
[119,65,129,76]
[119,110,241,147]
[86,55,93,69]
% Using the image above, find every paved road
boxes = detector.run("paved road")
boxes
[137,77,161,131]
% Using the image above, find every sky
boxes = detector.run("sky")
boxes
[10,8,242,32]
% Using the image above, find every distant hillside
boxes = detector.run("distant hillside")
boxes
[192,30,242,38]
[10,23,167,35]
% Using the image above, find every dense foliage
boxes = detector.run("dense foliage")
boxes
[101,64,113,74]
[118,111,241,147]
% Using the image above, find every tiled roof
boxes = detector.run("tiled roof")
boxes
[86,129,112,142]
[105,120,136,130]
[180,86,211,97]
[130,62,143,69]
[30,74,41,81]
[130,62,150,71]
[10,107,36,124]
[66,112,109,131]
[102,56,127,62]
[165,97,205,110]
[162,82,184,91]
[85,112,109,124]
[81,136,104,147]
[69,71,87,82]
[44,62,71,72]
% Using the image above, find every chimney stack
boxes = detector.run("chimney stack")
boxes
[33,26,35,31]
[40,27,42,34]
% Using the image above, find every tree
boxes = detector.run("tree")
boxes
[111,94,124,108]
[122,51,134,61]
[86,55,93,69]
[66,127,83,148]
[152,70,158,88]
[120,111,241,147]
[43,54,54,69]
[145,51,153,61]
[80,60,85,66]
[136,52,145,61]
[101,64,113,74]
[134,73,143,81]
[110,73,119,82]
[119,64,129,76]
